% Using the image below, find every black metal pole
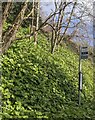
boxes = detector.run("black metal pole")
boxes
[78,46,82,105]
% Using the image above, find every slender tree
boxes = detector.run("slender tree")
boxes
[34,0,40,46]
[2,0,12,26]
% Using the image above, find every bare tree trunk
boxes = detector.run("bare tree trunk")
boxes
[51,2,66,53]
[57,2,77,45]
[52,3,64,53]
[34,0,40,46]
[51,17,55,53]
[2,0,12,25]
[29,0,34,40]
[2,0,28,54]
[32,0,34,32]
[21,1,35,41]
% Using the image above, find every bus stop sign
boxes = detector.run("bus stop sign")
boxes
[80,47,88,59]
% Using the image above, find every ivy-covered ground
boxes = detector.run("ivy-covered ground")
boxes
[1,33,95,119]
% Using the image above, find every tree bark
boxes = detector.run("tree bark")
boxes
[34,0,40,46]
[2,0,12,26]
[2,0,28,54]
[32,0,34,32]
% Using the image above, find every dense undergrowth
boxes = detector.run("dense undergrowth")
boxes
[1,30,95,119]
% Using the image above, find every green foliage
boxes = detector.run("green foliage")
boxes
[1,33,94,119]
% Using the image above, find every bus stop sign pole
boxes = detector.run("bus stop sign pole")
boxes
[78,46,82,105]
[78,46,88,105]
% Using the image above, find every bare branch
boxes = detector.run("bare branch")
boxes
[2,0,12,25]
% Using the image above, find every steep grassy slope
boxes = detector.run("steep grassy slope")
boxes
[1,33,94,119]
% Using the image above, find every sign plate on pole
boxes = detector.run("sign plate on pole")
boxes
[80,47,88,59]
